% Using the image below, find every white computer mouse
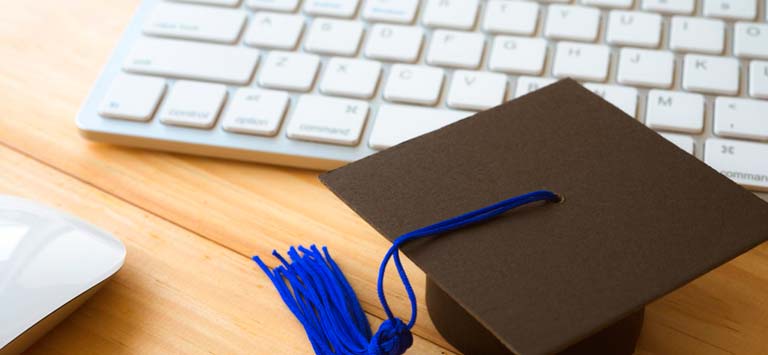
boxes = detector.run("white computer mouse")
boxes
[0,195,126,355]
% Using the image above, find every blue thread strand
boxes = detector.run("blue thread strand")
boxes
[254,189,560,355]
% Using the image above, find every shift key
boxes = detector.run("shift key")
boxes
[124,38,259,85]
[705,138,768,191]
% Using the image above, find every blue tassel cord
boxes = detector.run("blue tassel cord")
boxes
[253,190,561,355]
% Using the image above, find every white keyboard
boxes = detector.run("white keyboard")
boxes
[77,0,768,194]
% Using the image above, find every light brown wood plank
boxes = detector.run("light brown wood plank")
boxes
[0,0,451,347]
[0,146,454,355]
[2,1,768,354]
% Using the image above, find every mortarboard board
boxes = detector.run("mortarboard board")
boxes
[318,79,768,354]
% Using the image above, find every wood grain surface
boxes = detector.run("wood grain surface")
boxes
[1,1,767,354]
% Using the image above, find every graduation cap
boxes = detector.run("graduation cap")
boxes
[256,79,768,355]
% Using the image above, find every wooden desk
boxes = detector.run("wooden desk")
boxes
[1,1,767,354]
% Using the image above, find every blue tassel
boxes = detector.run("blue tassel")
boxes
[254,190,561,355]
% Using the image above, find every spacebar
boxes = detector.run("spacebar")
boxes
[123,38,259,85]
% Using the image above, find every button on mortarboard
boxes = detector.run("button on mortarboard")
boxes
[321,79,768,354]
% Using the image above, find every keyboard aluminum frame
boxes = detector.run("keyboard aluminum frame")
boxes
[77,0,768,200]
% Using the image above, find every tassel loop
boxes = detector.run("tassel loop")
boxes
[254,190,561,355]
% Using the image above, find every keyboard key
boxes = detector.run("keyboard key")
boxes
[489,36,548,75]
[483,1,540,35]
[143,3,246,44]
[582,0,634,8]
[305,18,364,56]
[714,97,768,141]
[703,0,757,20]
[124,38,259,85]
[422,0,480,30]
[221,88,289,136]
[98,74,166,121]
[446,70,508,111]
[750,60,768,98]
[606,11,662,48]
[646,90,705,133]
[244,12,305,50]
[514,77,557,97]
[426,30,485,69]
[582,83,638,116]
[369,104,470,149]
[704,139,768,191]
[304,0,360,18]
[682,54,740,95]
[258,51,320,92]
[247,0,300,11]
[660,133,695,154]
[176,0,241,6]
[642,0,694,14]
[553,42,611,81]
[734,23,768,59]
[364,24,424,63]
[617,48,675,88]
[545,5,601,42]
[384,64,445,105]
[363,0,419,23]
[320,58,382,99]
[286,95,369,145]
[159,81,227,129]
[670,17,725,54]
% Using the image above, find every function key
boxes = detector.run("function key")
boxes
[99,74,166,121]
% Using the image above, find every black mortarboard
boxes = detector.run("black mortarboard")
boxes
[319,79,768,354]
